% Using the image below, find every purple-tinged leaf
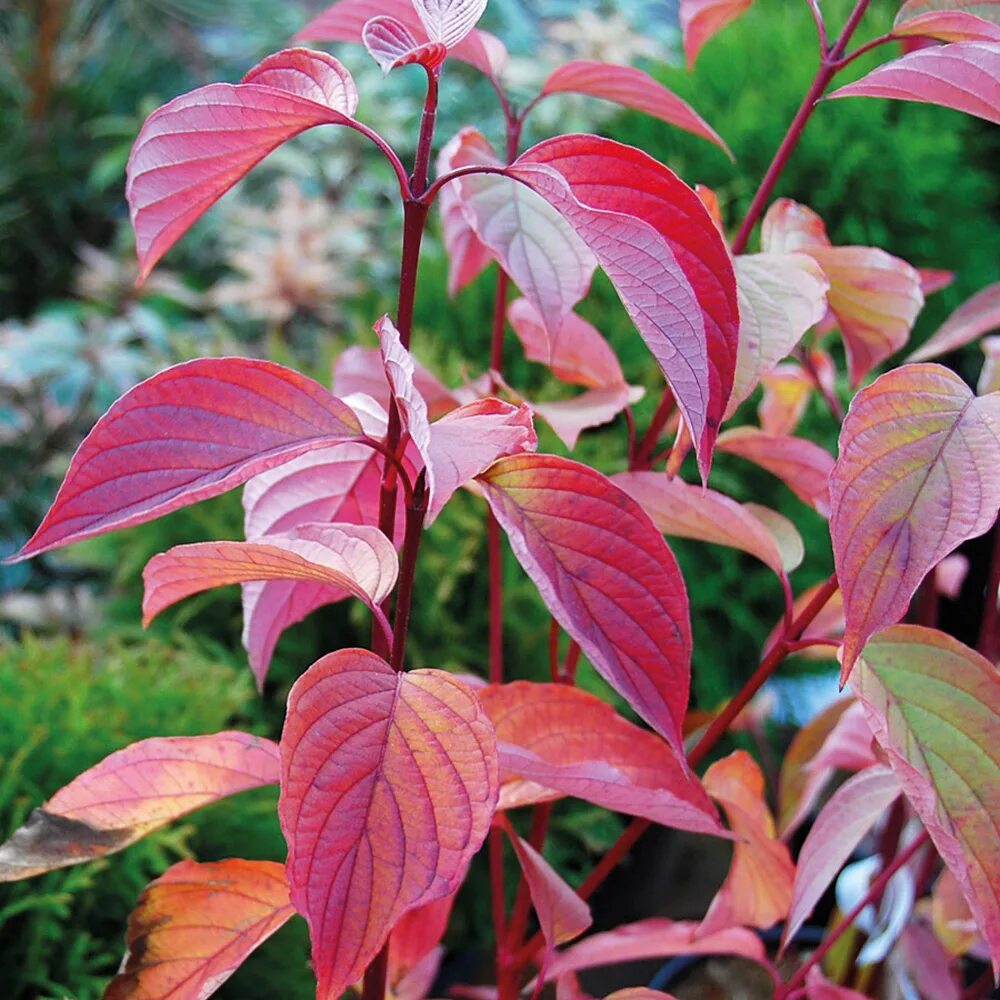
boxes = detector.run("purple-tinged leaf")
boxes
[0,733,279,880]
[363,16,447,73]
[279,649,497,1000]
[375,315,433,468]
[783,766,901,951]
[13,358,362,561]
[680,0,756,68]
[127,49,359,280]
[478,455,692,756]
[828,41,1000,126]
[479,682,724,836]
[538,61,731,155]
[830,364,1000,677]
[907,280,1000,361]
[507,135,739,479]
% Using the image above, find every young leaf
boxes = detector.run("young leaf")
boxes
[497,816,592,951]
[893,10,1000,43]
[507,135,739,479]
[363,16,447,73]
[830,364,1000,677]
[479,682,724,836]
[828,42,1000,126]
[699,750,795,935]
[728,252,829,416]
[541,918,765,982]
[375,315,433,471]
[411,0,488,48]
[679,0,756,69]
[446,128,598,337]
[614,471,802,579]
[907,280,1000,361]
[478,455,692,756]
[715,427,834,516]
[104,859,294,1000]
[538,61,731,155]
[852,625,1000,975]
[279,649,498,1000]
[127,48,360,280]
[782,766,901,951]
[12,358,363,561]
[142,524,397,626]
[0,733,279,880]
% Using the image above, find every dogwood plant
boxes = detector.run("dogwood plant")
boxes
[2,0,1000,998]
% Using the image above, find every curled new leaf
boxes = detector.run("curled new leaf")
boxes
[12,358,362,561]
[279,649,498,1000]
[828,41,1000,126]
[907,280,1000,361]
[830,364,1000,676]
[127,48,360,279]
[104,859,294,1000]
[480,682,724,836]
[507,135,739,479]
[363,16,446,73]
[478,455,692,756]
[853,625,1000,975]
[0,733,279,881]
[538,61,730,155]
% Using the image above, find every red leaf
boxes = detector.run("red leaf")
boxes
[508,135,739,479]
[907,280,1000,361]
[828,41,1000,126]
[478,455,692,756]
[852,625,1000,975]
[479,682,724,836]
[362,16,447,73]
[919,267,956,295]
[104,859,294,1000]
[805,967,869,1000]
[699,750,795,935]
[541,918,765,982]
[390,893,457,983]
[894,9,1000,43]
[127,48,358,280]
[12,358,362,561]
[498,816,592,951]
[614,471,802,579]
[783,766,900,951]
[0,732,278,881]
[715,427,834,516]
[830,364,1000,677]
[539,61,730,155]
[679,0,756,68]
[279,649,498,1000]
[296,0,508,80]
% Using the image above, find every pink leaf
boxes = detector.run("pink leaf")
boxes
[104,858,294,1000]
[899,918,963,1000]
[728,252,829,416]
[542,918,765,982]
[411,0,488,48]
[479,682,724,837]
[447,129,598,337]
[679,0,756,68]
[783,766,900,950]
[12,358,363,561]
[894,9,1000,43]
[279,649,498,1000]
[828,41,1000,126]
[804,967,869,1000]
[614,471,802,579]
[759,363,815,436]
[715,427,834,516]
[699,750,795,935]
[539,61,731,155]
[497,816,592,951]
[508,135,739,479]
[935,552,970,598]
[605,992,680,1000]
[478,455,692,756]
[295,0,508,79]
[0,733,279,880]
[830,364,1000,677]
[375,315,433,471]
[760,199,831,254]
[362,16,447,73]
[531,387,641,451]
[390,893,457,983]
[142,524,396,627]
[127,48,359,280]
[919,267,956,295]
[852,625,1000,976]
[907,280,1000,361]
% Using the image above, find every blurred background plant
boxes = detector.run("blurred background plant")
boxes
[0,0,997,996]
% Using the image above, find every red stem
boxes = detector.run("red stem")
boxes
[632,390,675,470]
[730,0,873,255]
[780,831,930,997]
[390,473,428,671]
[488,513,505,684]
[490,827,510,995]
